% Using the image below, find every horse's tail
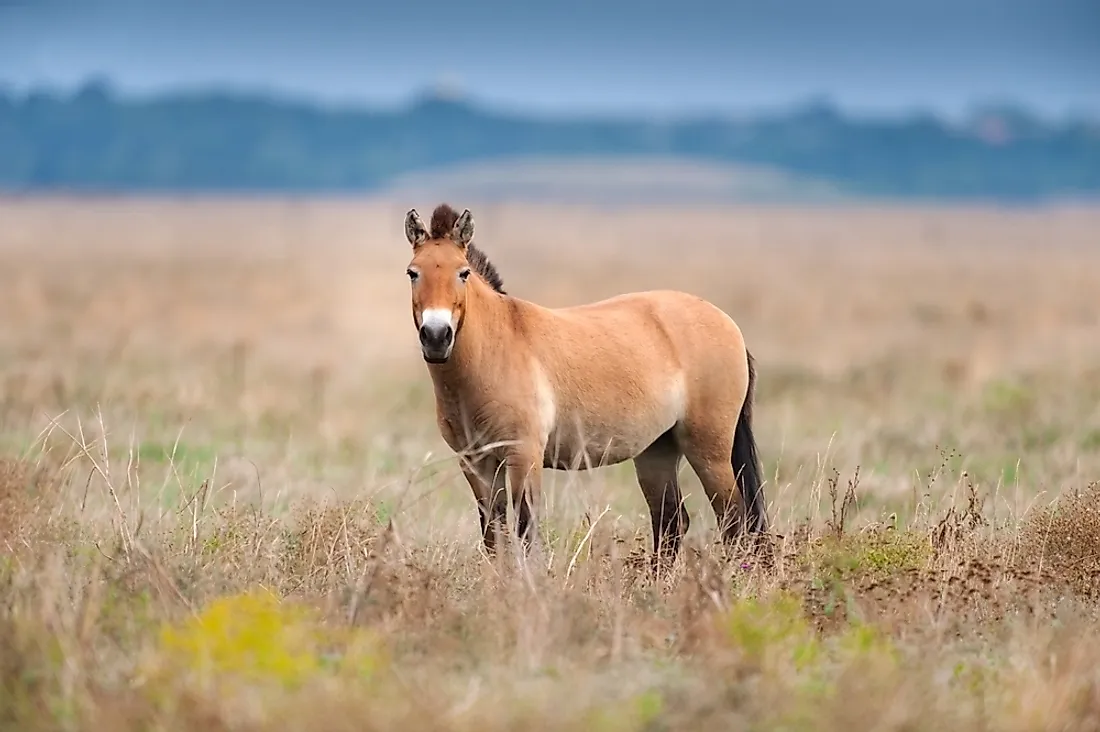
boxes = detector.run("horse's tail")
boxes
[732,348,768,533]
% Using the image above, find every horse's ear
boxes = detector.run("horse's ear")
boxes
[452,209,474,249]
[405,209,428,247]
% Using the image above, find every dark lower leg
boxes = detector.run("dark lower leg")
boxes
[648,484,689,560]
[478,496,508,554]
[634,435,689,564]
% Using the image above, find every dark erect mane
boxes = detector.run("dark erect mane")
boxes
[429,203,460,239]
[466,244,505,294]
[429,203,506,294]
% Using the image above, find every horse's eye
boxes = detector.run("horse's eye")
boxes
[407,268,419,282]
[458,268,471,282]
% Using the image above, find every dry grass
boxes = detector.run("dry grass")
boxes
[2,196,1100,730]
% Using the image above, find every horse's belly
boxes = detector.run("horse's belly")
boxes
[542,415,672,470]
[534,356,687,471]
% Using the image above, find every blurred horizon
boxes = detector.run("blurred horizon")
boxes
[2,73,1096,126]
[2,0,1097,202]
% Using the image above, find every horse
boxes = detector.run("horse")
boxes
[402,203,768,563]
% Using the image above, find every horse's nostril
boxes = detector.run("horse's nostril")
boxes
[419,323,453,347]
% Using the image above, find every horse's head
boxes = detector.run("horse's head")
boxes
[403,204,476,364]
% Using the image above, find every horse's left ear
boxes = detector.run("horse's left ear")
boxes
[405,209,428,247]
[452,209,474,248]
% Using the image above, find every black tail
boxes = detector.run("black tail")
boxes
[732,349,768,533]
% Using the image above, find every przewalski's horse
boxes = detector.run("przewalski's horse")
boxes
[403,203,768,563]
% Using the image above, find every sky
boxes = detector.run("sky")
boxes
[1,0,1097,120]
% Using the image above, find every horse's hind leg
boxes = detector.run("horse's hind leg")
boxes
[679,426,748,547]
[632,430,690,564]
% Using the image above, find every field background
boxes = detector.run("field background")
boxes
[3,197,1100,729]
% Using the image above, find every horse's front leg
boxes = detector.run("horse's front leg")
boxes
[460,455,507,555]
[505,444,544,553]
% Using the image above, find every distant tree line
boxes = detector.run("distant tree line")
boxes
[1,80,1098,201]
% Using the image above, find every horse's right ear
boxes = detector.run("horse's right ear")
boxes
[405,209,428,247]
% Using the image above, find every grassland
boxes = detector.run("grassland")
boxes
[1,197,1099,730]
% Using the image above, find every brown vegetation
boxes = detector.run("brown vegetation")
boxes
[1,197,1100,730]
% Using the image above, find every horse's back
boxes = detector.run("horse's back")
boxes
[551,289,745,363]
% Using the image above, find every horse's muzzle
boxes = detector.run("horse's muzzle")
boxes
[419,322,454,363]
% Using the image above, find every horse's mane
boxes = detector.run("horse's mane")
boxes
[430,203,506,295]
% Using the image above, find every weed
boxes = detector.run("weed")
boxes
[151,589,386,690]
